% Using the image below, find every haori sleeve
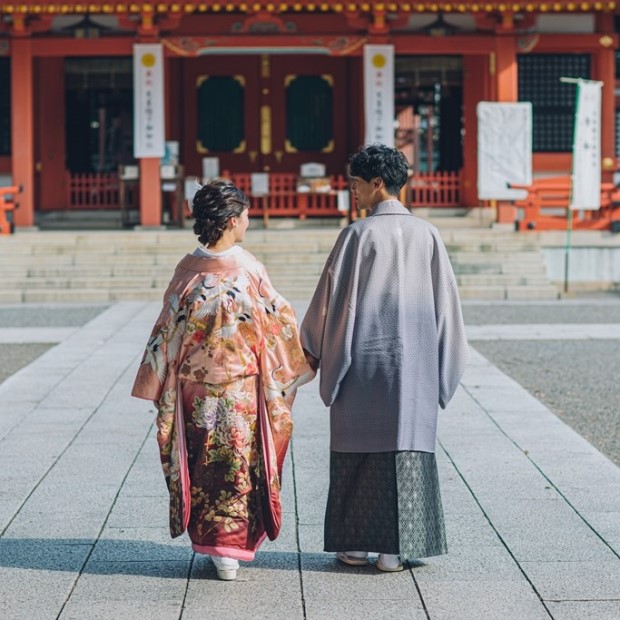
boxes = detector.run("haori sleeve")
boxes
[301,227,359,407]
[431,230,470,409]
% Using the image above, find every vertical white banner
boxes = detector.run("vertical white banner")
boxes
[477,102,532,201]
[570,80,602,210]
[364,44,394,147]
[133,43,165,158]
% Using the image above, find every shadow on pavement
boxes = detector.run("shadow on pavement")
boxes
[0,540,426,577]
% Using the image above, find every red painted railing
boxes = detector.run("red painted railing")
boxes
[67,171,139,211]
[408,170,462,208]
[226,172,348,219]
[512,176,620,231]
[67,172,120,210]
[66,170,466,215]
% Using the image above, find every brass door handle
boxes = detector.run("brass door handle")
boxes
[275,151,283,163]
[249,151,258,163]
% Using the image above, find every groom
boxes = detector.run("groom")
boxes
[300,144,468,571]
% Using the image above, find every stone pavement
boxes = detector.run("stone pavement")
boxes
[0,302,619,620]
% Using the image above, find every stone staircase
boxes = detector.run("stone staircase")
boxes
[0,225,559,303]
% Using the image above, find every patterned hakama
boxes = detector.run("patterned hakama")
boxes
[324,451,447,560]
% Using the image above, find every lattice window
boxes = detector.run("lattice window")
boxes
[518,54,591,153]
[285,75,333,152]
[197,76,244,153]
[0,58,10,156]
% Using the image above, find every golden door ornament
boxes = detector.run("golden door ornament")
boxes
[261,105,272,155]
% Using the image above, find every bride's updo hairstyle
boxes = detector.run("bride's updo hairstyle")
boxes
[192,180,250,246]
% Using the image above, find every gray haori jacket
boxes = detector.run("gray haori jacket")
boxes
[300,200,469,454]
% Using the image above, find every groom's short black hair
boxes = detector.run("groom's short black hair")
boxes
[348,144,409,196]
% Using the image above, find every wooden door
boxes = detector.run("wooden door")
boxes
[182,56,261,177]
[182,55,348,177]
[266,56,348,174]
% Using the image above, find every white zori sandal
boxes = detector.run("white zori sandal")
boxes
[376,554,404,572]
[336,551,370,566]
[211,555,239,581]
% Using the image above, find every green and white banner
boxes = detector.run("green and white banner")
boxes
[570,80,602,210]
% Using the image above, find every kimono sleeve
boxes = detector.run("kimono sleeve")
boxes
[256,265,313,413]
[132,277,187,402]
[431,231,469,409]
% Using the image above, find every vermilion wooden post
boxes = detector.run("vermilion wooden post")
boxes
[37,57,67,212]
[494,34,518,225]
[495,36,518,103]
[593,13,617,185]
[462,55,488,207]
[139,158,162,227]
[11,38,35,227]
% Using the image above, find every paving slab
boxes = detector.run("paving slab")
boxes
[0,300,619,619]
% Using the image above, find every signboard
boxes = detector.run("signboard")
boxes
[364,44,394,147]
[300,162,326,177]
[570,80,602,210]
[251,173,269,196]
[477,102,532,201]
[202,157,220,181]
[133,44,165,158]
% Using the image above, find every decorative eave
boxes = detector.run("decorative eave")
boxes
[0,1,616,15]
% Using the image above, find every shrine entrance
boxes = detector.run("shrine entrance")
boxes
[180,54,352,178]
[395,55,464,207]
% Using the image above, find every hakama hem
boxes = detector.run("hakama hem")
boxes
[324,450,448,561]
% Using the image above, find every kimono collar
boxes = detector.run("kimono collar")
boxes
[177,252,248,274]
[369,199,411,216]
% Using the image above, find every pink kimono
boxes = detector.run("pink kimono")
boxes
[132,250,312,561]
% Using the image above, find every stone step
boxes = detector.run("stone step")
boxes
[458,285,559,301]
[448,251,544,263]
[16,285,319,304]
[456,274,552,286]
[0,227,559,302]
[1,272,323,289]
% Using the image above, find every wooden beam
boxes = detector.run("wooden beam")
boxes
[391,35,497,55]
[30,37,134,57]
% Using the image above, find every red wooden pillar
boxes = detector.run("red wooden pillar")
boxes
[595,15,616,183]
[494,34,518,224]
[36,57,66,211]
[137,38,164,227]
[11,39,35,227]
[462,55,489,207]
[139,158,162,227]
[495,36,518,103]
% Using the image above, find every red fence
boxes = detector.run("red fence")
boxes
[66,172,120,210]
[513,176,620,231]
[67,170,464,215]
[408,170,462,208]
[226,172,348,220]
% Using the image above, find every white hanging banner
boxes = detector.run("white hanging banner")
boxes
[363,44,394,147]
[133,43,165,158]
[477,102,532,201]
[570,80,602,210]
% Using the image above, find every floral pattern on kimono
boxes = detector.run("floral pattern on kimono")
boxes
[132,251,312,551]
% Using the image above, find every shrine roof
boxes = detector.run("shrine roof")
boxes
[0,1,616,15]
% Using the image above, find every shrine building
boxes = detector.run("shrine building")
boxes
[0,1,618,228]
